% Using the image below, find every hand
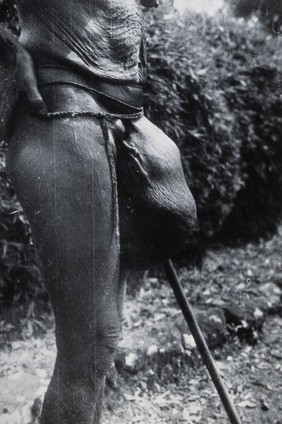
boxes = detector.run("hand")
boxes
[0,26,47,113]
[16,44,48,113]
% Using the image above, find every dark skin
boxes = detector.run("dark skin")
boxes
[1,0,196,422]
[0,26,46,112]
[1,0,160,103]
[0,0,159,110]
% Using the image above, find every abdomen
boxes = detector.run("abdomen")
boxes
[18,0,143,82]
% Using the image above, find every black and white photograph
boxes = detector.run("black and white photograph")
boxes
[0,0,281,423]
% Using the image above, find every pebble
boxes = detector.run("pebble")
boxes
[261,399,269,411]
[147,345,158,356]
[182,334,196,350]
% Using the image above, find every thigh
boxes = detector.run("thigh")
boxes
[7,109,120,358]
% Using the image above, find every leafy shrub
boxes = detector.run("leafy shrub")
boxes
[144,7,243,240]
[219,63,282,241]
[144,4,282,243]
[0,153,44,305]
[226,0,282,35]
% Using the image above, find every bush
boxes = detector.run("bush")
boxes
[219,63,282,241]
[144,4,282,243]
[226,0,282,35]
[144,7,242,239]
[0,156,44,305]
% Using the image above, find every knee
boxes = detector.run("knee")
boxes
[89,323,122,382]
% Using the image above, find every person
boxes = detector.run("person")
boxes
[0,1,196,422]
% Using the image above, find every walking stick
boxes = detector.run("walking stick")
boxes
[163,259,242,424]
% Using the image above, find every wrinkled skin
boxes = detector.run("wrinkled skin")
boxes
[1,0,196,422]
[118,119,196,269]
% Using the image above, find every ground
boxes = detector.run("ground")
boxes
[0,230,282,424]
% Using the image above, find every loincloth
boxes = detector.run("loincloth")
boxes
[36,65,144,120]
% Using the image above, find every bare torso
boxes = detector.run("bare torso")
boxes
[18,0,144,82]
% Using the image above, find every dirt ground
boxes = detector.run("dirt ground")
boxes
[0,230,282,424]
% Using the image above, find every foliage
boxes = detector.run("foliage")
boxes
[219,61,282,242]
[144,4,282,243]
[144,7,242,240]
[227,0,282,35]
[0,151,45,305]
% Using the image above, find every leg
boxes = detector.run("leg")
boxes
[7,109,123,423]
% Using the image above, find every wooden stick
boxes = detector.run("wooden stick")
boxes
[163,259,242,424]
